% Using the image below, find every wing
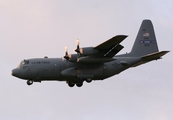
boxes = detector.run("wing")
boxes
[94,35,128,57]
[72,35,128,64]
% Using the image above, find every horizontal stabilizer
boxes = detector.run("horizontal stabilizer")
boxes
[131,51,169,67]
[141,51,170,61]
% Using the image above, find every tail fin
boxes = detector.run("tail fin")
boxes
[130,20,159,56]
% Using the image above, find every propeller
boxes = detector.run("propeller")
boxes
[75,39,80,53]
[64,46,70,60]
[62,46,71,66]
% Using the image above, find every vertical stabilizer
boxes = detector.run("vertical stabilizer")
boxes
[130,20,159,56]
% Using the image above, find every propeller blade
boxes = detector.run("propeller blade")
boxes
[65,46,68,55]
[64,46,69,60]
[76,39,79,47]
[75,39,80,53]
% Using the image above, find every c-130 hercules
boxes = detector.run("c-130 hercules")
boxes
[11,20,169,87]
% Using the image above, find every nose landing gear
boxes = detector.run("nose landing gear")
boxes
[85,78,92,83]
[27,80,33,85]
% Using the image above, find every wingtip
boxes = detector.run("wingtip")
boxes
[116,35,128,37]
[159,51,170,56]
[162,51,170,53]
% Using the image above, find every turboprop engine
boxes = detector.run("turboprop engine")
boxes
[63,46,79,62]
[77,47,99,56]
[74,39,99,56]
[65,54,78,62]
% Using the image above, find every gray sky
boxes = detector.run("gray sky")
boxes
[0,0,173,120]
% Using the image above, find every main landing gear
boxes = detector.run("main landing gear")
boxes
[67,78,92,87]
[27,80,33,85]
[76,82,83,87]
[67,81,75,87]
[85,78,92,83]
[67,81,83,87]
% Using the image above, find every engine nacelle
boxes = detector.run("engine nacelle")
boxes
[67,54,78,62]
[79,47,99,56]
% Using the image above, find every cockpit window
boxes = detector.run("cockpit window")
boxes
[21,60,29,65]
[18,60,29,68]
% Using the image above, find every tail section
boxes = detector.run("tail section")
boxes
[130,20,159,56]
[118,19,169,67]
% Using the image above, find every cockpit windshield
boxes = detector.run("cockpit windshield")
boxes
[21,60,29,65]
[17,60,29,68]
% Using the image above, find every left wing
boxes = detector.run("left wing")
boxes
[77,35,128,63]
[67,35,128,63]
[94,35,128,57]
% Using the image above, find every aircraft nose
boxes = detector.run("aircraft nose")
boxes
[11,69,20,77]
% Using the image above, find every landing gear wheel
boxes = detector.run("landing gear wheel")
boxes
[67,81,75,87]
[76,82,83,87]
[27,80,33,85]
[86,78,92,83]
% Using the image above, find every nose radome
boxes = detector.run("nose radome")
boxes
[11,69,20,77]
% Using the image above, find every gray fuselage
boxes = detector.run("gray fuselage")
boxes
[11,20,169,87]
[12,56,141,82]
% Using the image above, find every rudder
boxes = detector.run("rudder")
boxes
[130,20,159,56]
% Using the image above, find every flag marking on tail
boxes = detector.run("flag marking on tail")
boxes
[139,40,156,44]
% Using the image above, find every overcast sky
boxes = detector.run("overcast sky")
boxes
[0,0,173,120]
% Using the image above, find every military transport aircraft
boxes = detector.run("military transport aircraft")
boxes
[11,20,169,87]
